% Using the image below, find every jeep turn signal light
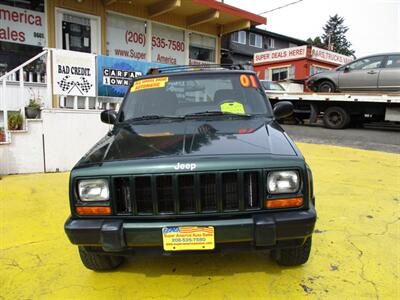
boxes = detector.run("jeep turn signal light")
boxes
[265,197,304,209]
[76,206,112,215]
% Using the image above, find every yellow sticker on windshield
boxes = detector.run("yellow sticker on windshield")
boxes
[220,102,245,114]
[131,77,169,92]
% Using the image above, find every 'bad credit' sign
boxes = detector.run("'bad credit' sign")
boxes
[52,49,96,97]
[254,46,307,64]
[0,4,45,46]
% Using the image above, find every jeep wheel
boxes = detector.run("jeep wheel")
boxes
[78,247,124,271]
[317,80,336,92]
[272,237,312,266]
[323,106,351,129]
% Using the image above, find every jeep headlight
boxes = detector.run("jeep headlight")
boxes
[267,171,300,194]
[78,179,109,201]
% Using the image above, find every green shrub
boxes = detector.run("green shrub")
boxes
[27,99,41,109]
[8,112,23,130]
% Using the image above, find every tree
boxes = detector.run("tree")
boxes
[321,14,355,56]
[307,14,355,57]
[306,37,325,49]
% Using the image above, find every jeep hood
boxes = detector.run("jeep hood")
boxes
[77,117,297,166]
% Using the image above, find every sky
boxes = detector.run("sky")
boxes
[223,0,400,57]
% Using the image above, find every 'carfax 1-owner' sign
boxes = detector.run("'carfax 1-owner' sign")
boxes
[97,55,167,97]
[52,49,96,97]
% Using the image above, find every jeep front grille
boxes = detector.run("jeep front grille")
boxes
[112,171,262,216]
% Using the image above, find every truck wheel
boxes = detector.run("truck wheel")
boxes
[323,106,350,129]
[78,247,124,271]
[317,81,336,92]
[272,237,312,266]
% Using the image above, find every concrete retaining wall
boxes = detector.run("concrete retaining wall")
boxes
[0,109,111,175]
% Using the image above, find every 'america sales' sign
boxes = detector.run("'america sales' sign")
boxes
[0,4,45,46]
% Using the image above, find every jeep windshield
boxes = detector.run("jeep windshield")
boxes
[118,72,272,122]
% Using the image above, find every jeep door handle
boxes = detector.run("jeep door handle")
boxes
[367,70,377,75]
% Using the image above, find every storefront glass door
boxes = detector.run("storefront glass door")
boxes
[55,9,100,54]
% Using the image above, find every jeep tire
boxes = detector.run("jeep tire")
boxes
[272,237,312,266]
[78,247,124,271]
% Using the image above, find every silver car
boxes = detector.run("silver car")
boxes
[260,80,285,93]
[306,53,400,92]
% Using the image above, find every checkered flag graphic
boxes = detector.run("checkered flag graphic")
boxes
[77,77,93,94]
[57,75,73,92]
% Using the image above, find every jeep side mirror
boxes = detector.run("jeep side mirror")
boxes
[273,101,293,120]
[343,66,350,73]
[101,109,117,124]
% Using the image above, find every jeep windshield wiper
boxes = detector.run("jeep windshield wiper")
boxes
[123,115,183,122]
[184,111,252,118]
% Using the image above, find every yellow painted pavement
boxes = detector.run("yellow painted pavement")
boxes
[0,143,399,299]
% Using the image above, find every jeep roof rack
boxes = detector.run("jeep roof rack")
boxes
[146,63,250,75]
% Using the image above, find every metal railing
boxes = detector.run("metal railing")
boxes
[0,49,51,131]
[0,49,122,136]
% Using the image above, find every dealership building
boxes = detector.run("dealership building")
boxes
[0,0,265,72]
[0,0,265,175]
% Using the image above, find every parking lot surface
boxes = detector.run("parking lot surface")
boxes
[1,143,399,300]
[283,124,400,153]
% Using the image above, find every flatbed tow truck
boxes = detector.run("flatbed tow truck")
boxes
[267,92,400,129]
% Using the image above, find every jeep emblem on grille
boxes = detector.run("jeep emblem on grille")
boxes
[174,162,197,171]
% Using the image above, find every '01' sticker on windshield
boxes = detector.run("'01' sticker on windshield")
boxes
[131,77,169,92]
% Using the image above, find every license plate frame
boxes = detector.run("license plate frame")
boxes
[162,226,215,251]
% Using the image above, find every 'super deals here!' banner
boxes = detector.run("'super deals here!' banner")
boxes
[97,55,167,97]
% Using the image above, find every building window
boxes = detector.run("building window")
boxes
[0,0,46,75]
[289,43,297,48]
[310,65,331,75]
[271,67,288,81]
[249,33,262,48]
[270,65,295,81]
[189,33,216,63]
[267,38,275,49]
[106,13,146,60]
[231,31,246,44]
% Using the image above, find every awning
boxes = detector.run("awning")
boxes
[104,0,266,34]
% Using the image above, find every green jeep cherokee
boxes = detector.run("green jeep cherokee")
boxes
[65,67,316,271]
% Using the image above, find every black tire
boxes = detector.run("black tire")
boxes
[78,247,124,271]
[323,106,351,129]
[317,80,336,92]
[272,237,312,266]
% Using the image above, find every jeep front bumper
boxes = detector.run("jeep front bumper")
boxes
[64,206,316,254]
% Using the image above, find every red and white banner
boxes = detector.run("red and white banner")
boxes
[311,47,353,65]
[254,46,307,64]
[0,4,45,46]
